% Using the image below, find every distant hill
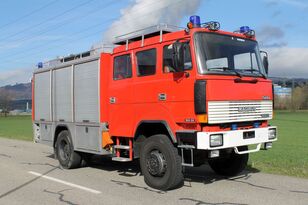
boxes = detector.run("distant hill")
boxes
[0,83,31,100]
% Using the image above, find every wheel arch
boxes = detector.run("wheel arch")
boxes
[53,125,71,148]
[133,120,177,158]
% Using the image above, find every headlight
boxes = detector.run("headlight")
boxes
[210,134,223,147]
[268,128,277,140]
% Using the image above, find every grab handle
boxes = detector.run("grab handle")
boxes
[234,78,258,84]
[234,144,262,154]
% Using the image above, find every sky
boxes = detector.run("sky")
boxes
[0,0,308,86]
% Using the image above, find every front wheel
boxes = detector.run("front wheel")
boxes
[55,130,81,169]
[208,146,249,176]
[140,135,184,190]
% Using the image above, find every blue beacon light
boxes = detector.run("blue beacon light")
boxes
[37,62,43,69]
[240,26,251,33]
[189,15,201,28]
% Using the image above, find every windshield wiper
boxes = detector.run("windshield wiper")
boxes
[208,67,242,78]
[241,69,267,79]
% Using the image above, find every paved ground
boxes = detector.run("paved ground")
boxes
[0,138,307,205]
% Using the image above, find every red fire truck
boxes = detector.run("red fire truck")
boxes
[32,15,277,190]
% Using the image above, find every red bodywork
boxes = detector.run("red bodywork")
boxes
[99,28,273,141]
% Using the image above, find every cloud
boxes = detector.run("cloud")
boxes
[0,68,33,86]
[102,0,201,43]
[268,47,308,78]
[257,25,287,48]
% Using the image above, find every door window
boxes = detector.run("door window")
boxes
[113,54,132,80]
[163,43,192,73]
[136,49,156,76]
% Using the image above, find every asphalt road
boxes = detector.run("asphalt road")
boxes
[0,138,307,205]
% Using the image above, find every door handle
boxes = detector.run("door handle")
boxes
[110,97,116,104]
[158,93,167,101]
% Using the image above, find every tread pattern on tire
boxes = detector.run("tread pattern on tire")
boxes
[140,134,184,190]
[55,130,81,169]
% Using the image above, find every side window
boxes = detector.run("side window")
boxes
[113,54,132,80]
[163,43,192,73]
[136,49,156,76]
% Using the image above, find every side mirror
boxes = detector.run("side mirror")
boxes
[260,51,269,75]
[172,41,185,72]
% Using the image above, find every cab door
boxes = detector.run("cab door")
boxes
[159,41,196,124]
[108,53,134,137]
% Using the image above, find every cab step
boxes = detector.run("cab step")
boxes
[112,137,133,162]
[114,145,130,150]
[112,157,132,162]
[178,144,195,167]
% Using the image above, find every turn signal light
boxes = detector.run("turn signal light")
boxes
[197,114,208,123]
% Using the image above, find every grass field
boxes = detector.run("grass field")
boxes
[249,111,308,178]
[0,115,33,141]
[0,112,307,178]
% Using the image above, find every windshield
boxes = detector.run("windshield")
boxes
[194,32,266,76]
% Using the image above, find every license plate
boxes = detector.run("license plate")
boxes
[243,131,255,139]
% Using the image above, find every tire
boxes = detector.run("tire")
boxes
[81,153,94,167]
[140,134,184,190]
[208,146,249,176]
[55,130,81,169]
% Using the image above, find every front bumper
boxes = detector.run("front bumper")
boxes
[197,126,277,153]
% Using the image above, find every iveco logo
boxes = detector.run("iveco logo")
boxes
[238,107,256,113]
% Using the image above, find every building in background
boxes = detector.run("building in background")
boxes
[274,84,292,98]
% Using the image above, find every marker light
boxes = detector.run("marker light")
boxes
[231,124,238,130]
[189,15,201,28]
[253,122,260,128]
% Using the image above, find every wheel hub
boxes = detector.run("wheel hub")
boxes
[146,150,166,176]
[59,140,70,161]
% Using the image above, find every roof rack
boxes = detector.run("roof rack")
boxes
[113,23,182,49]
[38,44,114,69]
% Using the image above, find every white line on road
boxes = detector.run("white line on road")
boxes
[28,171,101,194]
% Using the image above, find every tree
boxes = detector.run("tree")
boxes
[0,89,13,117]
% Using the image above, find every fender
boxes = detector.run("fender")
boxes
[134,120,177,143]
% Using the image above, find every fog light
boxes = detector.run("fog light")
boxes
[268,128,277,140]
[209,150,220,158]
[264,142,273,150]
[210,134,223,147]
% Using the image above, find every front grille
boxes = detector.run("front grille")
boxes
[208,100,273,124]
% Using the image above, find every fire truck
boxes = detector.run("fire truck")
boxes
[32,15,277,190]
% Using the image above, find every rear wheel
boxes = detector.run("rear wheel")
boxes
[55,130,81,169]
[208,146,249,176]
[140,134,183,190]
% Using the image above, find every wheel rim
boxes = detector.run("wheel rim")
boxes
[146,150,167,177]
[59,139,70,162]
